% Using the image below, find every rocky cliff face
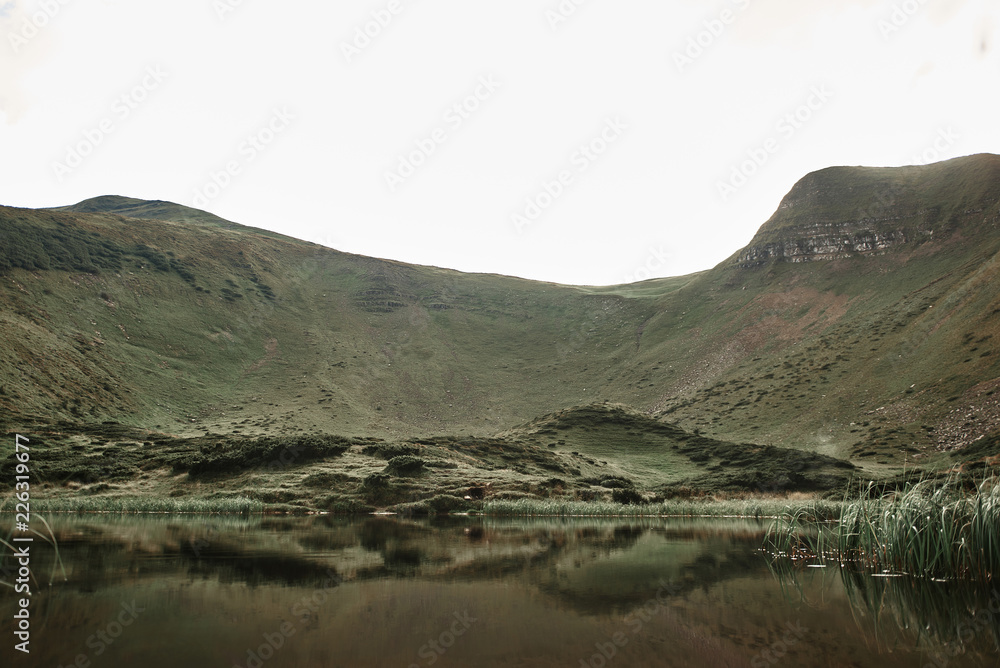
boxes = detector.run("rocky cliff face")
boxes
[735,154,1000,268]
[737,225,914,265]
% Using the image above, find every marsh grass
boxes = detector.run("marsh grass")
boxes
[483,497,840,519]
[15,495,264,514]
[1,515,66,592]
[32,513,67,584]
[765,473,1000,580]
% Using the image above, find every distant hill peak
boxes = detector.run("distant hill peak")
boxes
[47,196,297,242]
[736,153,1000,267]
[51,195,237,227]
[63,195,158,213]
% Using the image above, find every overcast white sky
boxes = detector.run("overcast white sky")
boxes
[1,0,998,285]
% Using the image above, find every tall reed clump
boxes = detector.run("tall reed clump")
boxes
[841,475,999,579]
[766,474,1000,581]
[762,507,825,561]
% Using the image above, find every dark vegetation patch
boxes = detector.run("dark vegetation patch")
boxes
[666,437,857,496]
[187,434,352,477]
[362,443,421,459]
[359,472,407,506]
[611,488,645,505]
[383,455,425,476]
[521,405,690,439]
[0,424,358,486]
[582,476,635,489]
[952,428,1000,462]
[301,471,355,488]
[0,210,197,285]
[391,494,470,516]
[321,494,376,514]
[0,211,124,274]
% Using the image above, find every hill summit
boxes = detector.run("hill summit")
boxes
[737,153,1000,265]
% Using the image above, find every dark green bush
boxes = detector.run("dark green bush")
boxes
[0,211,200,287]
[188,434,350,477]
[392,494,470,516]
[362,443,420,459]
[384,455,425,476]
[322,494,375,514]
[582,476,634,489]
[359,472,398,505]
[612,488,645,505]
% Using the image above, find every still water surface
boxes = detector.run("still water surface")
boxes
[1,515,997,667]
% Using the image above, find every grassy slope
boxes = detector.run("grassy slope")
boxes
[0,204,661,438]
[0,405,854,513]
[2,155,1000,509]
[627,154,1000,467]
[499,404,855,494]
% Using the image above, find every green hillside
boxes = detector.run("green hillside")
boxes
[0,203,660,437]
[641,154,1000,463]
[2,154,1000,510]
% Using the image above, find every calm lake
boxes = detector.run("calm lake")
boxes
[1,515,998,667]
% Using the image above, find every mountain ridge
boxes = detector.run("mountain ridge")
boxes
[46,195,304,243]
[2,154,1000,484]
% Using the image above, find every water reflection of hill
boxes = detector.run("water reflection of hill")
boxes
[14,515,772,615]
[5,515,997,667]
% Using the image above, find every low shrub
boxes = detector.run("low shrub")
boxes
[384,455,425,476]
[362,443,420,459]
[611,488,645,505]
[188,434,350,477]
